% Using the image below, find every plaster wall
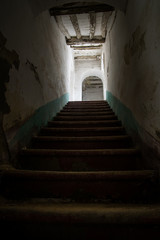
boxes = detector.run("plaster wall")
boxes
[0,0,74,163]
[104,0,160,168]
[73,59,105,101]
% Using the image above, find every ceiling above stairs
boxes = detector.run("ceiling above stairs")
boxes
[49,2,115,59]
[50,3,114,45]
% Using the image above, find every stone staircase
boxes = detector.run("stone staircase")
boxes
[0,100,160,238]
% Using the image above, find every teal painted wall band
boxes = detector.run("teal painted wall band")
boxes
[10,93,69,148]
[106,91,139,137]
[106,91,160,170]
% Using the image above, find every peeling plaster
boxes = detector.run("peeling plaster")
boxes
[0,32,20,114]
[0,31,20,165]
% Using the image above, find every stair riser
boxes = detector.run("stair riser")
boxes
[48,121,122,128]
[1,178,155,202]
[62,108,111,112]
[66,104,110,108]
[63,105,110,108]
[67,101,109,105]
[66,103,110,106]
[19,155,141,171]
[1,222,159,239]
[1,100,160,237]
[32,139,132,150]
[54,116,117,121]
[40,128,126,137]
[58,112,114,116]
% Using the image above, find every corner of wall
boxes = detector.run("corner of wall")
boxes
[106,91,139,138]
[106,90,160,171]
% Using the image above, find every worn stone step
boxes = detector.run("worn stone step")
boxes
[40,127,126,137]
[61,108,112,112]
[0,169,158,201]
[48,120,122,128]
[58,111,114,116]
[67,100,109,105]
[66,103,110,107]
[63,106,111,110]
[0,201,160,238]
[19,148,142,171]
[31,135,132,149]
[54,115,117,121]
[68,100,107,102]
[65,105,110,109]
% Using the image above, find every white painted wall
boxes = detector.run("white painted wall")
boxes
[104,0,160,164]
[0,0,74,139]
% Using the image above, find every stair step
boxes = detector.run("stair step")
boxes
[40,127,126,137]
[66,103,110,107]
[58,111,114,116]
[54,115,117,121]
[1,169,157,201]
[67,101,109,105]
[0,202,160,238]
[63,106,111,110]
[1,100,159,238]
[32,135,132,149]
[1,201,160,225]
[62,109,112,113]
[48,120,122,128]
[67,100,108,104]
[19,148,142,171]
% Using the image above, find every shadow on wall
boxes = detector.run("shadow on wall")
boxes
[82,76,104,101]
[0,31,20,166]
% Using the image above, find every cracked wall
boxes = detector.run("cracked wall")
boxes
[0,0,74,164]
[104,0,160,169]
[0,31,20,165]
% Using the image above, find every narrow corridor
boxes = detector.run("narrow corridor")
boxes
[0,0,160,238]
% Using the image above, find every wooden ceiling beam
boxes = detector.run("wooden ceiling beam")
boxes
[55,16,71,39]
[69,15,81,39]
[50,4,114,16]
[89,13,96,40]
[71,45,102,50]
[101,12,112,38]
[66,37,105,45]
[74,55,101,60]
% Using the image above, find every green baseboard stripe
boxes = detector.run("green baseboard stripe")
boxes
[10,93,69,149]
[106,91,160,169]
[106,91,139,137]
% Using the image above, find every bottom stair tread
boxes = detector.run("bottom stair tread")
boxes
[1,169,158,202]
[0,199,160,239]
[0,200,160,225]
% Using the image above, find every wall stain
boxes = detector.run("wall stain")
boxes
[124,26,146,65]
[0,31,20,114]
[0,31,20,165]
[26,59,42,87]
[107,64,109,77]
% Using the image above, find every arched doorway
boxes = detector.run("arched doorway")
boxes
[82,76,104,101]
